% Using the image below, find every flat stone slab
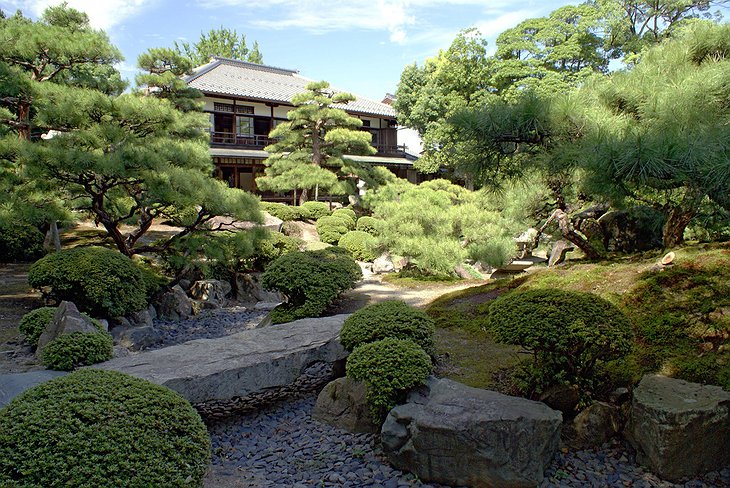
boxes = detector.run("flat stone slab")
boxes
[94,314,349,404]
[0,371,68,409]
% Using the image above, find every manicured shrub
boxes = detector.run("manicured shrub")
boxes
[346,338,432,421]
[19,307,56,347]
[316,215,353,244]
[487,288,633,399]
[0,369,211,487]
[262,247,361,323]
[300,201,331,220]
[254,231,303,268]
[356,216,381,236]
[28,246,148,317]
[40,331,114,371]
[338,230,378,262]
[341,300,435,355]
[0,221,45,262]
[332,208,357,226]
[261,202,301,221]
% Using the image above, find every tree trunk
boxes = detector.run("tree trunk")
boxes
[315,183,319,201]
[533,209,604,260]
[662,206,697,248]
[17,101,30,141]
[50,221,61,251]
[298,187,309,206]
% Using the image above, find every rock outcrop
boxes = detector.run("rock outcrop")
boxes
[37,301,98,351]
[156,285,193,321]
[626,375,730,481]
[381,377,562,488]
[313,377,379,434]
[94,314,349,404]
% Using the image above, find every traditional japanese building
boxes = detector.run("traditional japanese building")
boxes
[184,57,421,200]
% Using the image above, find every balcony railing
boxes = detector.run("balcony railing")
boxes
[372,144,408,156]
[210,132,276,148]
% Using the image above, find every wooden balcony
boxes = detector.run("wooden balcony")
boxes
[372,144,408,156]
[210,131,276,149]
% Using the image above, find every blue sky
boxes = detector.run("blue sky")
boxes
[1,0,723,102]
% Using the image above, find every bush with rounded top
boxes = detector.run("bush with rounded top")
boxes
[300,201,331,220]
[332,208,357,225]
[0,369,211,487]
[316,215,353,244]
[28,246,147,317]
[346,338,432,421]
[356,216,381,236]
[338,230,378,262]
[487,288,633,397]
[19,307,56,347]
[0,222,45,263]
[341,300,435,354]
[40,331,113,371]
[261,202,301,221]
[262,247,362,323]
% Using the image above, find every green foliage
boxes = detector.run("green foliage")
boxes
[487,288,634,399]
[0,369,210,487]
[316,215,353,245]
[346,338,432,421]
[261,202,302,221]
[40,331,113,371]
[299,201,331,220]
[262,248,361,323]
[338,230,378,262]
[28,247,148,317]
[340,300,436,354]
[332,207,357,224]
[19,307,56,347]
[0,221,44,262]
[356,216,382,236]
[174,27,263,65]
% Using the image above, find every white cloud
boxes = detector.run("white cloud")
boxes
[2,0,155,30]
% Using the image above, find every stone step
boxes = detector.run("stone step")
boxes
[93,314,349,404]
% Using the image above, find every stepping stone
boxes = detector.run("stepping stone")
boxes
[0,370,68,409]
[94,314,349,404]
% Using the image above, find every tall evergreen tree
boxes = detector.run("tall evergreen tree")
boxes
[256,81,375,205]
[175,27,263,65]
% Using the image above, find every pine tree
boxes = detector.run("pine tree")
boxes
[175,27,263,65]
[256,81,375,205]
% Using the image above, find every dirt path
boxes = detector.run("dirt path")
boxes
[0,263,43,373]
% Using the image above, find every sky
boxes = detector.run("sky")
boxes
[0,0,720,103]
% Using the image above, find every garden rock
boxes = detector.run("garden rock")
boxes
[313,377,379,434]
[548,240,574,267]
[372,253,395,274]
[381,377,562,488]
[190,279,232,306]
[37,301,98,351]
[94,314,349,404]
[125,308,154,328]
[156,285,193,321]
[234,273,283,306]
[626,374,730,481]
[111,325,163,352]
[539,384,580,416]
[571,401,622,448]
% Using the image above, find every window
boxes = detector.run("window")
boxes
[214,102,233,113]
[235,105,254,114]
[362,119,371,127]
[236,116,253,136]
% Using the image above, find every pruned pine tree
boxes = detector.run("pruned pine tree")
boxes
[257,81,376,205]
[174,27,263,66]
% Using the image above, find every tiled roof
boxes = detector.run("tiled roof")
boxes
[185,57,397,118]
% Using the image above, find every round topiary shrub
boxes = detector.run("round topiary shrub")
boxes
[28,246,148,317]
[332,208,357,226]
[0,221,45,263]
[356,216,381,236]
[316,215,353,245]
[40,331,114,371]
[300,201,331,220]
[346,337,432,421]
[261,202,302,221]
[487,288,634,398]
[0,369,211,487]
[341,300,435,354]
[338,230,378,262]
[19,307,56,347]
[262,247,362,323]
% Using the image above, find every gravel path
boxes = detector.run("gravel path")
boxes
[207,392,730,488]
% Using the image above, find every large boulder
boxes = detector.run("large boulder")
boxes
[156,285,193,321]
[233,273,283,307]
[571,401,622,448]
[381,377,562,488]
[37,301,98,351]
[111,325,163,352]
[313,377,379,434]
[372,253,395,274]
[189,279,232,306]
[626,375,730,481]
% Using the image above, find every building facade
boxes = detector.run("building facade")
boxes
[184,57,422,200]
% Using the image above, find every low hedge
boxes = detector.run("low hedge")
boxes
[262,247,361,323]
[338,230,378,262]
[340,300,435,355]
[261,202,301,221]
[28,246,148,318]
[316,215,353,245]
[0,369,211,487]
[300,201,331,220]
[346,338,432,421]
[40,331,114,371]
[356,216,381,236]
[487,288,633,398]
[0,222,45,263]
[19,307,57,347]
[332,208,357,225]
